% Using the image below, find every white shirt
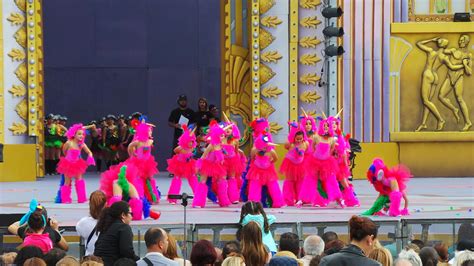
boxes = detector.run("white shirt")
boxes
[76,216,99,256]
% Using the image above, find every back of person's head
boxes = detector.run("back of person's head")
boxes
[80,261,104,266]
[144,227,166,249]
[239,201,269,234]
[398,249,422,266]
[89,191,107,220]
[222,240,241,260]
[457,251,474,266]
[405,244,420,254]
[28,210,47,232]
[241,222,267,266]
[434,243,449,262]
[322,231,338,244]
[461,260,474,266]
[419,247,439,266]
[349,215,378,242]
[269,256,298,266]
[190,239,217,265]
[163,233,179,260]
[56,255,80,266]
[112,258,136,266]
[221,254,245,266]
[14,246,43,266]
[43,248,66,266]
[368,247,393,266]
[24,257,46,266]
[458,223,474,243]
[309,255,322,266]
[279,232,300,256]
[394,258,413,266]
[96,201,130,233]
[80,255,104,266]
[0,252,18,265]
[410,239,424,250]
[324,239,345,255]
[304,235,324,256]
[458,240,474,252]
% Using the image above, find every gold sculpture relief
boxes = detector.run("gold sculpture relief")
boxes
[299,36,322,48]
[9,122,27,135]
[261,50,282,63]
[261,16,282,28]
[8,48,25,61]
[15,63,27,84]
[8,85,26,97]
[259,27,275,50]
[15,99,28,120]
[300,53,321,65]
[15,0,26,12]
[306,110,318,117]
[300,16,321,28]
[300,90,322,103]
[299,73,321,85]
[259,0,275,14]
[7,13,25,25]
[261,86,283,98]
[300,0,322,9]
[269,122,283,133]
[15,27,26,48]
[259,98,276,118]
[259,63,276,85]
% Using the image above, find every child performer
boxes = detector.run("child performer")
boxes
[167,125,199,204]
[56,124,95,204]
[280,121,308,206]
[193,121,231,208]
[363,158,411,216]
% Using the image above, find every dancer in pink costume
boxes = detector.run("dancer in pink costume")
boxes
[364,158,412,216]
[166,125,199,204]
[297,117,344,208]
[56,124,95,204]
[298,113,317,204]
[280,122,309,206]
[192,121,231,208]
[126,120,160,204]
[329,115,360,207]
[247,134,285,208]
[222,118,246,204]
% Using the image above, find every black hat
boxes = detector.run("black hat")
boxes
[209,104,218,111]
[106,114,117,121]
[177,94,187,102]
[100,117,106,122]
[457,240,474,251]
[60,116,68,121]
[46,114,54,119]
[90,120,97,125]
[131,112,142,119]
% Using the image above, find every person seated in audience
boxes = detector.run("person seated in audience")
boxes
[309,255,322,266]
[320,216,381,266]
[136,227,178,266]
[222,241,241,261]
[397,249,422,266]
[57,255,80,266]
[0,251,18,265]
[321,232,338,245]
[221,253,245,266]
[241,221,270,266]
[434,243,449,265]
[368,247,393,266]
[76,190,107,256]
[190,239,218,266]
[301,235,325,266]
[13,246,44,266]
[456,251,474,266]
[419,247,439,266]
[22,210,54,254]
[393,258,413,266]
[43,248,66,266]
[271,232,303,266]
[163,233,191,266]
[24,257,47,266]
[324,240,345,255]
[112,258,136,266]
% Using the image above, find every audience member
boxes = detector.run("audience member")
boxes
[456,251,474,266]
[269,256,299,266]
[24,257,47,266]
[22,210,54,254]
[461,260,474,266]
[241,222,269,266]
[309,255,322,266]
[393,258,413,266]
[324,240,345,255]
[301,235,324,266]
[209,105,220,122]
[321,232,338,245]
[76,191,107,256]
[81,261,104,266]
[94,201,139,265]
[194,98,212,129]
[57,255,80,266]
[320,216,381,266]
[410,240,424,251]
[434,243,449,265]
[13,246,43,266]
[137,227,178,266]
[222,241,241,260]
[397,249,422,266]
[0,252,17,265]
[163,233,190,266]
[81,255,104,266]
[368,247,393,266]
[404,244,420,254]
[215,247,224,265]
[419,247,439,266]
[238,201,277,253]
[168,94,195,170]
[43,248,66,266]
[221,253,245,266]
[451,240,474,265]
[272,232,303,265]
[190,239,217,266]
[113,258,136,266]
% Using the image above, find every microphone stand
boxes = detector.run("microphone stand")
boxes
[169,193,193,266]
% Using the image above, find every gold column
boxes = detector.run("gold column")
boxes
[289,0,298,121]
[34,0,44,177]
[0,0,4,143]
[251,0,260,120]
[235,0,243,46]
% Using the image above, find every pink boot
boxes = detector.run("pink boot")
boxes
[108,195,122,206]
[168,177,182,204]
[60,185,72,204]
[75,179,87,203]
[388,191,402,217]
[342,185,360,207]
[217,179,231,207]
[129,198,143,220]
[323,175,343,202]
[267,180,285,208]
[187,175,198,193]
[312,189,329,207]
[248,180,262,202]
[227,178,240,204]
[192,182,208,208]
[283,180,296,206]
[298,175,317,204]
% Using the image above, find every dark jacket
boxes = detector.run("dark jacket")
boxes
[319,244,382,266]
[94,220,139,266]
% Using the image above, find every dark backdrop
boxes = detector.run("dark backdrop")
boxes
[43,0,221,170]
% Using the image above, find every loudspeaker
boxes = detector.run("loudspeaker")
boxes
[0,144,3,162]
[454,13,471,22]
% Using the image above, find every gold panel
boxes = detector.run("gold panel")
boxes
[7,12,24,25]
[289,0,298,121]
[299,0,321,9]
[0,144,37,182]
[260,16,282,28]
[351,143,400,179]
[15,99,27,120]
[299,53,321,65]
[14,0,26,12]
[300,90,322,103]
[259,27,275,50]
[299,16,321,28]
[261,86,283,98]
[269,122,282,133]
[15,62,27,83]
[251,0,260,120]
[0,0,3,143]
[14,27,26,48]
[299,73,320,85]
[259,0,275,14]
[261,50,282,63]
[9,122,27,135]
[259,63,275,85]
[259,98,275,118]
[299,36,321,48]
[34,0,45,176]
[8,85,26,97]
[8,48,25,61]
[391,131,474,142]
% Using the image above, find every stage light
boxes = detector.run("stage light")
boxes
[323,26,344,37]
[322,7,343,19]
[324,45,345,57]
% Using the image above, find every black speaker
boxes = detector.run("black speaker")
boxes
[454,13,471,22]
[0,144,3,162]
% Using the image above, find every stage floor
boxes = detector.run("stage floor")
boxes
[1,173,473,227]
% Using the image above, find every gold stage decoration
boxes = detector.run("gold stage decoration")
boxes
[9,122,27,135]
[259,63,276,85]
[9,85,26,97]
[300,53,321,65]
[14,27,26,48]
[260,99,276,118]
[269,122,283,133]
[14,0,26,12]
[261,86,283,98]
[259,27,275,50]
[7,13,25,25]
[300,90,322,103]
[300,16,321,28]
[259,0,275,14]
[261,16,282,28]
[299,73,320,85]
[15,99,27,120]
[261,50,282,63]
[15,63,27,84]
[307,110,318,117]
[300,0,321,9]
[8,48,25,61]
[299,36,321,48]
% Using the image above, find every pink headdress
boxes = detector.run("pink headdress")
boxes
[231,124,241,140]
[300,115,317,134]
[250,118,270,138]
[287,121,305,143]
[208,120,225,145]
[134,122,152,142]
[317,118,335,137]
[178,124,197,148]
[66,124,85,143]
[254,134,276,151]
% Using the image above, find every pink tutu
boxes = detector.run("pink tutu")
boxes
[167,154,196,178]
[247,161,278,184]
[100,162,139,197]
[57,157,88,177]
[390,165,412,193]
[336,161,351,181]
[306,156,338,181]
[197,158,226,178]
[224,155,245,176]
[279,158,305,181]
[127,156,159,178]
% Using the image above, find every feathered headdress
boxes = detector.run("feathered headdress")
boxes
[178,124,197,148]
[254,133,277,151]
[208,120,225,145]
[66,124,85,143]
[287,121,305,143]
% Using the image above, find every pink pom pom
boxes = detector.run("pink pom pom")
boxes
[86,155,96,166]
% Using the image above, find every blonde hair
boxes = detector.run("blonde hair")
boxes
[222,254,245,266]
[164,233,179,260]
[0,252,18,264]
[368,247,393,266]
[56,255,80,266]
[24,257,46,266]
[80,261,104,266]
